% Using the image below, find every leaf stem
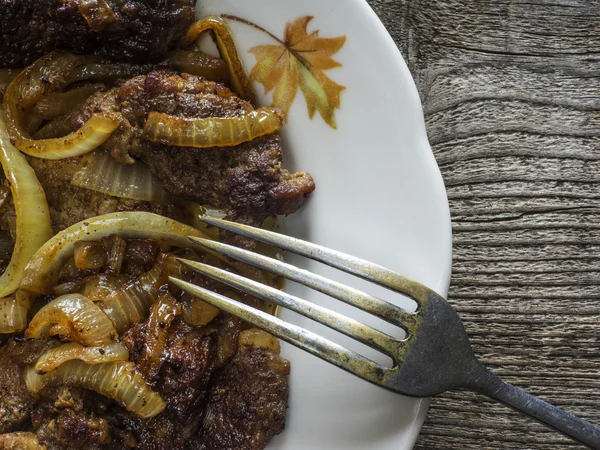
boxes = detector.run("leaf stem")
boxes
[221,14,286,46]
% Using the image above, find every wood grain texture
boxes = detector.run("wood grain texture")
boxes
[368,1,600,448]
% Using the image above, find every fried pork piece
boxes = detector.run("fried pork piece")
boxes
[0,337,60,433]
[79,70,315,222]
[0,0,196,68]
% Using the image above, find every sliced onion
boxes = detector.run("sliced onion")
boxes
[25,293,118,345]
[72,150,172,203]
[180,16,256,103]
[74,240,107,270]
[0,112,52,298]
[164,50,229,82]
[0,290,31,334]
[181,296,219,327]
[25,360,166,419]
[99,255,168,333]
[80,273,129,302]
[76,0,119,32]
[19,212,212,296]
[33,84,103,120]
[33,114,76,140]
[3,51,120,159]
[65,63,152,85]
[143,107,284,148]
[239,328,281,353]
[34,342,129,374]
[0,432,45,450]
[138,293,180,381]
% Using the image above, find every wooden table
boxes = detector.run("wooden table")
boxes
[368,1,600,448]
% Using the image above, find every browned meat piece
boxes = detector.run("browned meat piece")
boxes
[78,70,315,219]
[0,337,60,433]
[0,0,196,68]
[29,157,183,232]
[32,390,116,450]
[198,345,290,450]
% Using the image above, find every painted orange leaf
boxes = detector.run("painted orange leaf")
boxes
[249,16,346,129]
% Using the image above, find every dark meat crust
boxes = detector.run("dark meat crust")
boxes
[0,338,60,433]
[0,0,196,68]
[80,70,315,218]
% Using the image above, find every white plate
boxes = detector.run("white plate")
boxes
[198,1,452,448]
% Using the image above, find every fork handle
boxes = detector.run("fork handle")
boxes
[469,367,600,449]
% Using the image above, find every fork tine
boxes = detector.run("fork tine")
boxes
[169,277,389,384]
[198,217,434,305]
[177,258,400,354]
[189,236,416,330]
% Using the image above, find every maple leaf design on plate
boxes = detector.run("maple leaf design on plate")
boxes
[225,15,346,129]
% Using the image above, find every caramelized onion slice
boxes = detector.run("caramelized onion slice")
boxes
[25,294,118,345]
[34,342,129,374]
[181,296,220,327]
[65,63,153,85]
[0,432,45,449]
[143,107,284,148]
[3,51,120,159]
[20,212,211,296]
[0,112,53,298]
[137,293,180,381]
[33,84,103,120]
[72,150,172,203]
[25,361,166,419]
[165,50,229,82]
[179,16,256,103]
[0,291,31,334]
[100,255,169,333]
[239,328,281,353]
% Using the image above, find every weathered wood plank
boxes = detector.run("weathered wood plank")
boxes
[368,0,600,448]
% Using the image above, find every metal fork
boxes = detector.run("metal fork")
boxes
[170,217,600,449]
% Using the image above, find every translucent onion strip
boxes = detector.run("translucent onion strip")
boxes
[72,150,172,203]
[179,16,256,104]
[65,63,153,85]
[143,107,284,148]
[0,112,52,298]
[0,432,45,450]
[100,256,168,333]
[33,84,103,120]
[3,51,120,159]
[0,291,31,334]
[137,293,180,381]
[25,361,166,419]
[25,294,118,345]
[19,212,211,295]
[181,296,219,327]
[164,50,229,83]
[34,342,129,375]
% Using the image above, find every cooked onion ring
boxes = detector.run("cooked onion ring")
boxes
[25,361,166,419]
[143,107,284,148]
[3,51,120,159]
[0,112,52,298]
[180,16,256,104]
[34,342,129,375]
[19,212,212,296]
[25,294,118,345]
[165,50,229,83]
[33,84,103,120]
